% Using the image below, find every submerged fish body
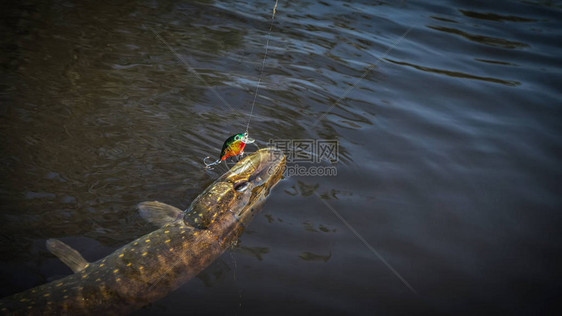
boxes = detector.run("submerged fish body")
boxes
[1,221,215,315]
[0,148,285,315]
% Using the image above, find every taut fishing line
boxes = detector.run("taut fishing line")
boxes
[246,0,278,134]
[204,0,279,169]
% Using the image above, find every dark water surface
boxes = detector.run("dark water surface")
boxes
[1,0,561,314]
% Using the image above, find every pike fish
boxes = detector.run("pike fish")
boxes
[0,148,286,315]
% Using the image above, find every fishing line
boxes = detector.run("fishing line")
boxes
[204,0,279,169]
[245,0,279,134]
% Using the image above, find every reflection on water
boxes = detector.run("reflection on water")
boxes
[233,246,270,262]
[1,0,561,314]
[299,251,332,262]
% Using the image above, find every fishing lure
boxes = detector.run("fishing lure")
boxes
[204,132,255,168]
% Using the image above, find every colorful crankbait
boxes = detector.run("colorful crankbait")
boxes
[204,132,255,168]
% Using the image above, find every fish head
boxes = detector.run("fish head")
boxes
[185,148,285,238]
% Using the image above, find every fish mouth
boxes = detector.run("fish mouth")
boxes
[228,147,286,187]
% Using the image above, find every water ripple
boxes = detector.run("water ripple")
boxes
[384,58,521,86]
[427,25,530,49]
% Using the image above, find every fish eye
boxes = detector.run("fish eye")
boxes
[234,181,249,192]
[235,135,241,141]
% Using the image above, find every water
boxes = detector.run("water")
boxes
[1,0,561,314]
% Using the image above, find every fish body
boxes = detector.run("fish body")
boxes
[0,148,285,315]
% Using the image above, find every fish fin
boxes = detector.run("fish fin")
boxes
[138,201,183,226]
[46,239,89,273]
